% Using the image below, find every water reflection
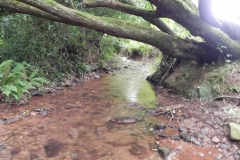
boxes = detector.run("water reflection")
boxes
[104,57,156,108]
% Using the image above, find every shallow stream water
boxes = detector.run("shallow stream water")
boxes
[0,57,219,160]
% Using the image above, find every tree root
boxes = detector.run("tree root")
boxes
[156,58,177,87]
[211,96,240,101]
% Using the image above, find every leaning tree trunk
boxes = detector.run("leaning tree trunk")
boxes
[147,0,240,61]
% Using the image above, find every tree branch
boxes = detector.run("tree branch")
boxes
[82,0,176,35]
[82,0,160,18]
[0,1,71,24]
[143,18,176,36]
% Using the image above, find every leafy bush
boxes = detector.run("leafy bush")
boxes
[0,60,49,102]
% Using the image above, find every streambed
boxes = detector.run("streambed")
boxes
[0,57,220,160]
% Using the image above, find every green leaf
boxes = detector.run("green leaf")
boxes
[2,85,18,93]
[24,83,36,90]
[2,85,18,97]
[32,77,49,84]
[10,92,19,100]
[2,89,12,97]
[29,69,39,79]
[12,62,26,73]
[15,80,26,87]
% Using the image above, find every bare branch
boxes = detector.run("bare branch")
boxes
[82,0,160,18]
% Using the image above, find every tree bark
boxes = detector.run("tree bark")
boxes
[147,0,240,60]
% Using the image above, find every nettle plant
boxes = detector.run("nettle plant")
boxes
[0,60,49,102]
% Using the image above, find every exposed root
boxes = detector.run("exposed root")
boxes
[212,96,240,101]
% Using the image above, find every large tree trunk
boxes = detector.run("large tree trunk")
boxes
[0,0,239,63]
[147,0,240,60]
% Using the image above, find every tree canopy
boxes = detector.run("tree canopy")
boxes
[0,0,240,63]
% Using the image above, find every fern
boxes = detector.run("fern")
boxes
[3,72,22,86]
[1,85,18,101]
[12,62,26,74]
[31,77,49,86]
[0,60,49,102]
[27,70,49,88]
[2,85,18,96]
[29,69,39,80]
[0,59,14,86]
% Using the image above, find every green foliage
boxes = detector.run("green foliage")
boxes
[82,0,149,27]
[162,18,191,38]
[0,60,49,102]
[0,14,103,80]
[121,40,152,57]
[228,86,240,93]
[99,35,122,66]
[0,36,4,46]
[153,54,163,70]
[0,2,150,80]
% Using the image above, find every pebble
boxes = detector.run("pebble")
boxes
[214,153,223,159]
[55,87,63,90]
[11,147,21,155]
[158,146,171,159]
[213,125,220,129]
[31,90,43,96]
[198,152,204,157]
[65,84,74,88]
[94,75,100,79]
[30,151,39,160]
[171,134,181,140]
[180,132,191,142]
[1,136,9,141]
[49,126,57,130]
[192,139,201,146]
[158,133,168,138]
[212,136,220,143]
[168,124,177,129]
[179,126,188,133]
[154,123,166,130]
[237,150,240,155]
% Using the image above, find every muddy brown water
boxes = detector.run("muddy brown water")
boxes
[0,57,219,160]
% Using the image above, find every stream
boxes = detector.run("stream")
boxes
[0,57,219,160]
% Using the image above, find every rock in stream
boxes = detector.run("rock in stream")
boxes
[109,116,137,124]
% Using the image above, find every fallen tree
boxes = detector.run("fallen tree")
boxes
[0,0,239,64]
